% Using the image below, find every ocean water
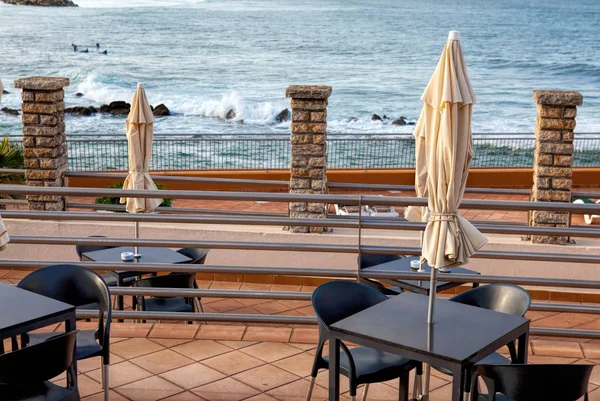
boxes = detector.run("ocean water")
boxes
[0,0,599,136]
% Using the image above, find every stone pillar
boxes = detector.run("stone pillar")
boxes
[14,77,69,211]
[530,90,582,244]
[285,85,332,233]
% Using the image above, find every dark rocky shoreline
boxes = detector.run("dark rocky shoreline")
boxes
[1,0,77,6]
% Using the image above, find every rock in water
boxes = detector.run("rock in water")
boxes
[65,106,97,116]
[2,90,9,95]
[347,116,359,123]
[1,0,78,5]
[225,109,236,120]
[75,92,84,97]
[1,107,19,115]
[391,117,407,126]
[153,104,170,116]
[275,108,289,123]
[99,101,131,115]
[371,113,383,121]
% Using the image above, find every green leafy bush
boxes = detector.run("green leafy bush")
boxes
[94,182,173,210]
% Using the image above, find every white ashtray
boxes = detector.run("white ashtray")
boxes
[121,252,134,261]
[410,260,420,270]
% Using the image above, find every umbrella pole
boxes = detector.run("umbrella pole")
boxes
[134,221,140,257]
[421,267,438,400]
[427,267,437,324]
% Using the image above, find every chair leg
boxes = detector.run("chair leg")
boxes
[102,362,109,401]
[413,371,423,400]
[360,384,369,401]
[305,375,316,401]
[399,373,409,401]
[350,396,357,401]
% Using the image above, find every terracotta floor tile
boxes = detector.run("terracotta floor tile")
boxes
[244,394,279,401]
[428,382,452,401]
[295,306,317,316]
[161,391,206,401]
[160,362,226,389]
[277,299,311,310]
[574,318,600,331]
[252,301,292,315]
[110,322,154,338]
[289,328,319,344]
[533,313,599,329]
[526,355,579,364]
[115,375,183,401]
[240,283,273,291]
[241,342,302,363]
[111,338,165,359]
[217,340,258,349]
[202,350,266,375]
[210,299,247,313]
[196,324,247,341]
[270,284,302,292]
[272,352,315,377]
[191,377,260,401]
[81,390,129,401]
[150,338,193,348]
[87,361,153,388]
[209,282,243,290]
[243,327,292,343]
[582,343,600,359]
[171,340,233,361]
[289,343,317,351]
[314,370,350,394]
[130,349,195,374]
[149,323,200,339]
[53,374,104,398]
[233,364,299,392]
[267,378,327,400]
[77,353,123,374]
[236,298,273,307]
[531,340,584,358]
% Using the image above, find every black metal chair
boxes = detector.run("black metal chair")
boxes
[0,331,79,401]
[434,284,532,394]
[307,281,421,401]
[133,273,201,323]
[358,253,405,296]
[176,248,210,265]
[472,363,594,401]
[18,264,111,401]
[75,235,137,287]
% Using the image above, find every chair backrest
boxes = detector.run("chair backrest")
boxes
[133,272,196,290]
[312,281,388,329]
[176,248,210,264]
[75,235,116,259]
[359,253,404,270]
[18,264,112,346]
[0,331,77,386]
[475,364,593,401]
[450,284,531,316]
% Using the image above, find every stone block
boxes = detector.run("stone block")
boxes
[552,178,572,190]
[23,147,60,158]
[536,177,550,189]
[535,153,553,166]
[533,90,583,106]
[563,107,577,118]
[531,210,569,224]
[286,85,332,99]
[562,131,574,142]
[25,180,44,186]
[292,144,325,156]
[289,202,307,212]
[308,168,324,179]
[21,114,38,125]
[290,178,310,189]
[531,235,569,245]
[27,201,45,211]
[309,226,327,233]
[44,200,65,211]
[22,102,61,115]
[292,111,310,122]
[24,159,39,169]
[39,115,57,125]
[311,180,324,190]
[535,166,572,178]
[44,178,63,187]
[39,158,66,169]
[553,155,573,167]
[35,90,64,103]
[307,203,325,213]
[291,134,313,144]
[312,135,326,144]
[537,117,576,131]
[35,136,61,147]
[290,99,328,111]
[537,105,563,119]
[25,169,60,180]
[21,90,35,102]
[290,226,310,234]
[14,77,70,91]
[291,156,308,168]
[27,194,63,202]
[291,167,310,177]
[533,190,571,202]
[22,136,35,147]
[538,143,573,155]
[308,157,326,168]
[291,122,327,134]
[23,126,59,136]
[289,189,313,194]
[535,129,561,142]
[310,111,327,122]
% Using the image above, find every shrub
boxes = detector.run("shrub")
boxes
[94,182,173,210]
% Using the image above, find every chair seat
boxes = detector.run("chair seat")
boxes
[101,273,136,287]
[26,330,102,361]
[434,352,510,376]
[323,346,417,384]
[0,381,78,401]
[143,297,194,313]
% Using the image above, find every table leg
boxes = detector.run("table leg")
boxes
[117,275,124,323]
[328,338,340,401]
[451,366,464,401]
[0,339,4,354]
[65,315,78,387]
[516,330,529,364]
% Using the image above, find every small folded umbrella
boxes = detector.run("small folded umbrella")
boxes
[120,83,162,256]
[412,31,488,398]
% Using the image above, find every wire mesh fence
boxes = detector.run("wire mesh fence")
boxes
[7,133,600,171]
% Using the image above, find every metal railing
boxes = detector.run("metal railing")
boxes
[1,184,600,338]
[8,133,600,171]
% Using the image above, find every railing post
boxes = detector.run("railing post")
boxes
[14,77,69,211]
[531,90,582,244]
[285,85,332,233]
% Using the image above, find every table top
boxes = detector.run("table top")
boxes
[0,283,75,338]
[83,246,191,265]
[361,256,479,291]
[330,292,529,365]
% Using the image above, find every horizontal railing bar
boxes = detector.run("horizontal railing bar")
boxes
[76,309,318,324]
[0,199,27,204]
[66,203,288,217]
[110,287,312,300]
[0,169,25,174]
[529,303,600,314]
[2,185,600,213]
[529,327,600,339]
[5,210,600,237]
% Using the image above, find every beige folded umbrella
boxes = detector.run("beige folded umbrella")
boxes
[0,219,8,251]
[120,83,162,255]
[414,31,488,400]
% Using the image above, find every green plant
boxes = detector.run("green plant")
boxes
[94,182,173,210]
[0,137,24,171]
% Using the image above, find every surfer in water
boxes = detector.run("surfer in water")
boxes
[80,48,89,53]
[96,43,100,49]
[102,50,108,55]
[72,44,77,51]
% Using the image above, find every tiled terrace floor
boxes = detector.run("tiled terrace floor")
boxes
[20,321,600,401]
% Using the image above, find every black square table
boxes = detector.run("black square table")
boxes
[360,256,480,295]
[82,246,191,312]
[0,283,76,361]
[328,292,529,401]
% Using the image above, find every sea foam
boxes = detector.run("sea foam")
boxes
[76,0,205,7]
